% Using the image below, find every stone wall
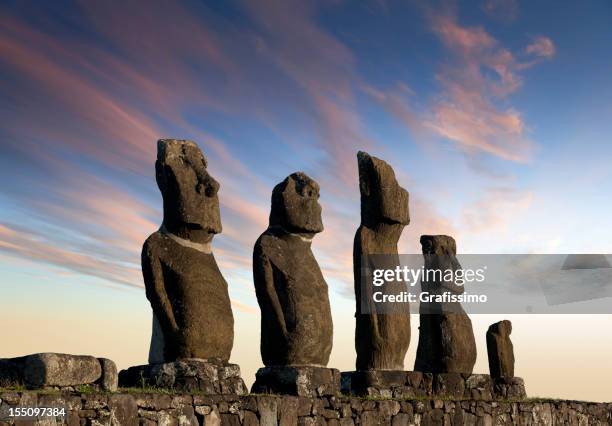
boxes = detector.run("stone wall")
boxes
[1,391,611,425]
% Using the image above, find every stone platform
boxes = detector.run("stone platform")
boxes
[251,366,341,397]
[341,370,526,400]
[0,353,117,391]
[118,359,247,395]
[0,391,609,425]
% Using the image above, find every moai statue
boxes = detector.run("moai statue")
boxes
[414,235,477,374]
[353,151,411,371]
[487,320,515,378]
[251,172,339,397]
[120,140,246,394]
[143,139,234,362]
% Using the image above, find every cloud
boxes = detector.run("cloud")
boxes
[0,223,142,288]
[461,187,534,232]
[425,13,537,161]
[482,0,519,23]
[367,9,555,165]
[0,1,540,299]
[526,36,556,59]
[242,0,375,189]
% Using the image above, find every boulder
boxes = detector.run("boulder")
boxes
[97,358,118,391]
[253,172,333,366]
[353,151,410,371]
[143,139,234,362]
[486,320,515,378]
[0,353,116,390]
[414,235,477,374]
[24,353,101,387]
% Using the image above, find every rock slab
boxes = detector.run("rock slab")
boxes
[353,151,411,371]
[414,235,477,374]
[487,320,515,378]
[0,353,117,391]
[253,172,333,366]
[251,366,341,397]
[143,139,234,362]
[119,358,247,395]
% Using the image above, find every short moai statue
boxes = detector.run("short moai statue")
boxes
[414,235,477,374]
[487,320,515,378]
[251,172,340,397]
[118,139,246,394]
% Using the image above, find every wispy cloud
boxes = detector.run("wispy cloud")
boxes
[366,8,555,165]
[526,36,556,59]
[481,0,519,23]
[425,11,553,162]
[462,187,534,232]
[243,0,376,188]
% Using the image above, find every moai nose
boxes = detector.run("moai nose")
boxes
[205,177,220,197]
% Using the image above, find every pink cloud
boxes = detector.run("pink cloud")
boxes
[243,0,375,189]
[462,187,534,232]
[526,36,556,59]
[482,0,519,23]
[366,10,555,164]
[0,223,142,288]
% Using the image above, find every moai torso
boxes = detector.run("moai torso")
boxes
[354,151,411,371]
[143,139,234,363]
[414,235,477,374]
[143,232,233,362]
[253,173,333,366]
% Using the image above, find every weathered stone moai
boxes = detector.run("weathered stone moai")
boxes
[414,235,477,374]
[341,152,412,396]
[119,139,246,394]
[251,172,340,397]
[353,151,411,372]
[487,320,515,378]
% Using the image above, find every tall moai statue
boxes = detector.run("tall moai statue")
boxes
[487,320,515,378]
[414,235,477,374]
[142,139,234,362]
[120,139,246,394]
[354,151,411,371]
[251,172,339,397]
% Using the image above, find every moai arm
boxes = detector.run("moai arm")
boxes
[142,240,178,334]
[253,245,288,343]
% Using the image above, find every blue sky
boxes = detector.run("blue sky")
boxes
[1,0,612,400]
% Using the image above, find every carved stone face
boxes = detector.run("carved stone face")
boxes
[420,235,457,256]
[358,151,409,226]
[155,139,221,235]
[491,320,512,336]
[269,172,323,234]
[420,235,463,292]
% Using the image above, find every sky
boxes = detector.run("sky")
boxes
[1,0,612,402]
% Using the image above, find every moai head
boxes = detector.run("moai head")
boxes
[420,235,463,294]
[420,235,457,256]
[489,320,512,337]
[269,172,323,234]
[357,151,409,228]
[155,139,221,239]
